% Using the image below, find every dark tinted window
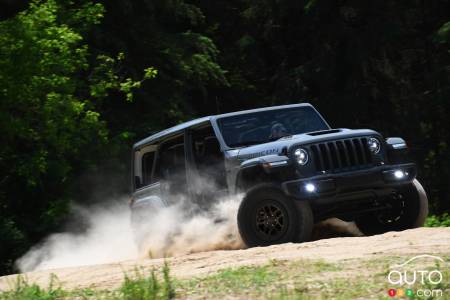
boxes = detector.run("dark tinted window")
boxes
[192,126,220,162]
[217,106,329,147]
[142,151,156,186]
[154,135,187,196]
[191,125,226,189]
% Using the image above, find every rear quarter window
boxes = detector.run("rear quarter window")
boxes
[142,151,156,186]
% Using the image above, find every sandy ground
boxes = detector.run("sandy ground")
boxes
[0,226,449,291]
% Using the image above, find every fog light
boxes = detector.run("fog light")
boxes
[394,170,405,179]
[305,183,316,193]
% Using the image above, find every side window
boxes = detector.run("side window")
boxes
[154,134,187,196]
[192,125,221,165]
[142,151,156,186]
[191,125,226,188]
[134,144,158,189]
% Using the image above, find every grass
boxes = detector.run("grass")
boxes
[120,262,175,300]
[0,262,175,300]
[0,257,448,299]
[175,259,355,299]
[425,213,450,227]
[0,275,65,300]
[177,264,278,297]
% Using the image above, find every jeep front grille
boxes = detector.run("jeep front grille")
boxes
[308,137,374,173]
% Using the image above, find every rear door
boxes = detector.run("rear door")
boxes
[153,134,188,205]
[131,144,164,228]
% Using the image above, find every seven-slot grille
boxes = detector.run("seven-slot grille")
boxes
[308,137,374,173]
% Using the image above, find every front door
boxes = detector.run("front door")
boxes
[186,123,228,209]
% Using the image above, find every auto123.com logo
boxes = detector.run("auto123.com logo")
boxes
[387,254,447,298]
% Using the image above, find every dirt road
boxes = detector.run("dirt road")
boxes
[0,227,449,291]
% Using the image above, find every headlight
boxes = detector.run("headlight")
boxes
[294,148,309,165]
[368,137,381,154]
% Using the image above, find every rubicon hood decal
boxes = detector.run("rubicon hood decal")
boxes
[238,148,283,160]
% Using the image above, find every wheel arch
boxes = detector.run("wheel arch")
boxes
[235,165,281,193]
[234,155,292,193]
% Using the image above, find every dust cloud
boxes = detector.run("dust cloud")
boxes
[16,202,138,272]
[137,195,245,258]
[15,170,362,273]
[16,193,245,272]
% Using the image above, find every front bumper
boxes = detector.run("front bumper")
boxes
[282,163,417,202]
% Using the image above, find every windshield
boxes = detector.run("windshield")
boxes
[217,106,329,148]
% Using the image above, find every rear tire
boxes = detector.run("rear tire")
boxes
[237,183,313,247]
[355,179,428,235]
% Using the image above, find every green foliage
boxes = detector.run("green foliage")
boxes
[179,265,278,295]
[1,0,450,278]
[0,275,65,300]
[119,263,174,300]
[0,0,154,275]
[0,0,104,186]
[120,67,158,102]
[0,256,449,299]
[0,264,175,300]
[425,213,450,227]
[436,21,450,44]
[304,0,318,13]
[196,0,450,215]
[120,270,160,300]
[92,0,229,130]
[90,53,157,102]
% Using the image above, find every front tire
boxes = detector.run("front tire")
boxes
[355,179,428,235]
[237,183,313,247]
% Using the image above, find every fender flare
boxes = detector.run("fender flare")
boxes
[412,179,429,227]
[235,155,290,192]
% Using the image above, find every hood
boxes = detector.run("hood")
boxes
[228,128,380,161]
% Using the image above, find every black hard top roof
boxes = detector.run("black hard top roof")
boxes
[133,103,314,149]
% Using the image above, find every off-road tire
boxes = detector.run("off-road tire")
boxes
[355,179,428,235]
[237,183,313,247]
